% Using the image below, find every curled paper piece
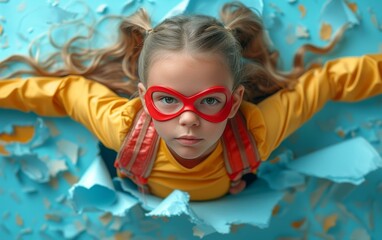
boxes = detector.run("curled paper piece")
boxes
[287,137,382,184]
[320,0,359,30]
[68,156,117,212]
[68,156,138,215]
[9,154,51,183]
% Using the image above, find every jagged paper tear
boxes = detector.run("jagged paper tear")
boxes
[320,0,359,29]
[68,136,382,237]
[287,137,382,184]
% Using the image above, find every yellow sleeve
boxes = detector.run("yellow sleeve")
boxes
[0,75,141,151]
[244,54,382,160]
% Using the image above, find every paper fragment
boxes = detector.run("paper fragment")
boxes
[56,140,79,166]
[0,125,35,155]
[96,4,108,14]
[17,228,33,238]
[45,159,68,177]
[320,0,359,30]
[161,0,190,20]
[296,25,310,38]
[51,221,86,239]
[287,137,382,185]
[68,157,139,215]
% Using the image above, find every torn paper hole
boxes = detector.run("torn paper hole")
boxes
[0,125,35,155]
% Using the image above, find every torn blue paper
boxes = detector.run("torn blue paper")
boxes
[68,156,117,212]
[50,221,85,239]
[320,0,359,30]
[258,150,306,190]
[68,156,138,214]
[4,118,50,155]
[67,136,382,237]
[7,154,50,183]
[56,139,79,166]
[115,177,285,235]
[287,137,382,184]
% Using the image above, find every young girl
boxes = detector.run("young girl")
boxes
[0,3,381,201]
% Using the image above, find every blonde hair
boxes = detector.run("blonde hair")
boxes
[0,2,345,102]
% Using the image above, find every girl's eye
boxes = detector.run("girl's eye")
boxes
[160,96,178,104]
[201,97,220,105]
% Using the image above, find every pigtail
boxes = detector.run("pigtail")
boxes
[220,2,346,103]
[0,8,153,96]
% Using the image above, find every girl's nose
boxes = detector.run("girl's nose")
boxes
[178,111,200,127]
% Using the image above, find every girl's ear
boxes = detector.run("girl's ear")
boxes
[138,83,149,113]
[228,84,245,118]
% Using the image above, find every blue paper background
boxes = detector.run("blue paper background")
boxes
[1,0,382,239]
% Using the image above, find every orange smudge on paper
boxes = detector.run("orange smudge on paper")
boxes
[62,171,79,185]
[323,214,337,232]
[291,218,306,229]
[99,212,113,226]
[298,5,306,18]
[0,126,35,155]
[16,214,24,226]
[114,231,133,240]
[270,156,280,164]
[45,214,62,222]
[320,23,332,41]
[346,2,358,13]
[336,129,346,138]
[48,177,59,189]
[272,204,281,216]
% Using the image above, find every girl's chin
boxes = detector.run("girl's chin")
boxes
[169,148,209,166]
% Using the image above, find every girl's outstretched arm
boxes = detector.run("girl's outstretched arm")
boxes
[243,54,382,160]
[0,76,139,151]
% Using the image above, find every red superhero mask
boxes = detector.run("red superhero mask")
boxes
[144,86,233,123]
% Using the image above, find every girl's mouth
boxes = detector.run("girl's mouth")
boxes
[176,136,203,146]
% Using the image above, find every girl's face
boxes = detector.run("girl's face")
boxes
[138,52,244,164]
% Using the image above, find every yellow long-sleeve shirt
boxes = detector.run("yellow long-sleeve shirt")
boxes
[1,54,381,200]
